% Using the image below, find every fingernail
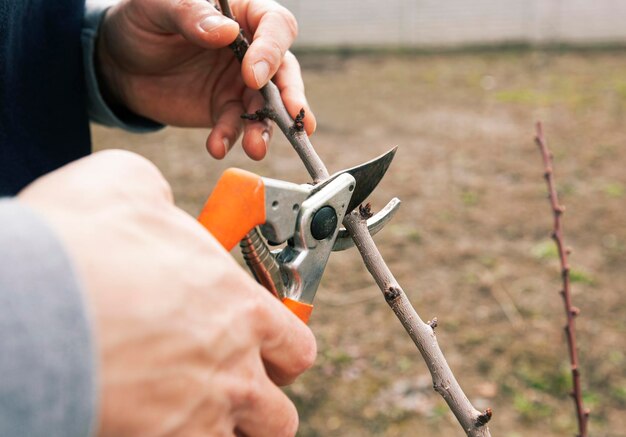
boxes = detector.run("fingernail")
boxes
[199,15,232,32]
[222,137,230,156]
[252,61,270,87]
[262,131,270,153]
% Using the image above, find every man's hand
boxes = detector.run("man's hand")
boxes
[97,0,316,160]
[18,150,316,436]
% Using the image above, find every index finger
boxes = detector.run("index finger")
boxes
[237,0,299,89]
[246,283,317,385]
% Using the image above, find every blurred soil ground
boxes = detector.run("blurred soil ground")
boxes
[93,49,626,436]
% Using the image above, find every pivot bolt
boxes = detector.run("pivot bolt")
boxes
[310,206,338,240]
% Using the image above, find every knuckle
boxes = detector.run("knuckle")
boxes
[230,375,263,409]
[283,50,297,64]
[302,330,318,368]
[95,149,151,178]
[172,0,210,32]
[265,37,284,63]
[278,399,299,437]
[96,150,173,203]
[292,328,317,374]
[241,291,272,326]
[284,12,299,40]
[173,0,195,14]
[276,7,299,40]
[247,292,285,341]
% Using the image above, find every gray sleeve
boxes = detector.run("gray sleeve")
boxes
[82,0,164,133]
[0,200,97,437]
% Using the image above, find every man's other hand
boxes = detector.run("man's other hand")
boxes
[97,0,316,160]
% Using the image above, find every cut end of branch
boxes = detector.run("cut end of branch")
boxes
[475,408,493,427]
[383,286,402,303]
[359,202,373,220]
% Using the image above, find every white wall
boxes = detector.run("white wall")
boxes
[278,0,626,48]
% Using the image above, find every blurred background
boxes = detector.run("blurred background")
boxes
[281,0,626,48]
[92,1,626,435]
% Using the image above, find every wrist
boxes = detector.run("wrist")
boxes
[94,9,129,115]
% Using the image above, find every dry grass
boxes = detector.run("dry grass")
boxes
[93,49,626,436]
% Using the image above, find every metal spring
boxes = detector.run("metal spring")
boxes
[240,228,285,299]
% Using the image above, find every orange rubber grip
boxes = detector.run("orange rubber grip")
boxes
[282,298,313,324]
[198,168,266,251]
[198,169,313,324]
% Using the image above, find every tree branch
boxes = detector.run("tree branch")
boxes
[535,122,589,437]
[216,1,491,434]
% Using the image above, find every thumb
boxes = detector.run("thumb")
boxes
[145,0,240,48]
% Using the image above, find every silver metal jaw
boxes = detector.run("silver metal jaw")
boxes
[239,148,399,309]
[260,179,311,245]
[276,173,355,304]
[240,174,355,305]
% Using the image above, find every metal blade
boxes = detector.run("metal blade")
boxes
[333,197,401,251]
[342,147,397,214]
[309,147,397,211]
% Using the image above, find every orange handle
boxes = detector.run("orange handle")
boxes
[198,168,266,251]
[198,169,314,324]
[282,298,314,324]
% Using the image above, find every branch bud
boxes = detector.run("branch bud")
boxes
[475,408,493,427]
[241,107,273,121]
[384,286,401,303]
[290,108,305,133]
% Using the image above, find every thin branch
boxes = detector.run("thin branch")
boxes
[217,1,492,434]
[212,3,328,181]
[535,122,589,437]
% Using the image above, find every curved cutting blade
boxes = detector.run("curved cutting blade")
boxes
[312,147,397,213]
[310,147,397,213]
[341,147,397,213]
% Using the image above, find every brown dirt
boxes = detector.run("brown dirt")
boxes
[92,49,626,436]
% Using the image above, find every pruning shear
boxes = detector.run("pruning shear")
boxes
[197,148,400,323]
